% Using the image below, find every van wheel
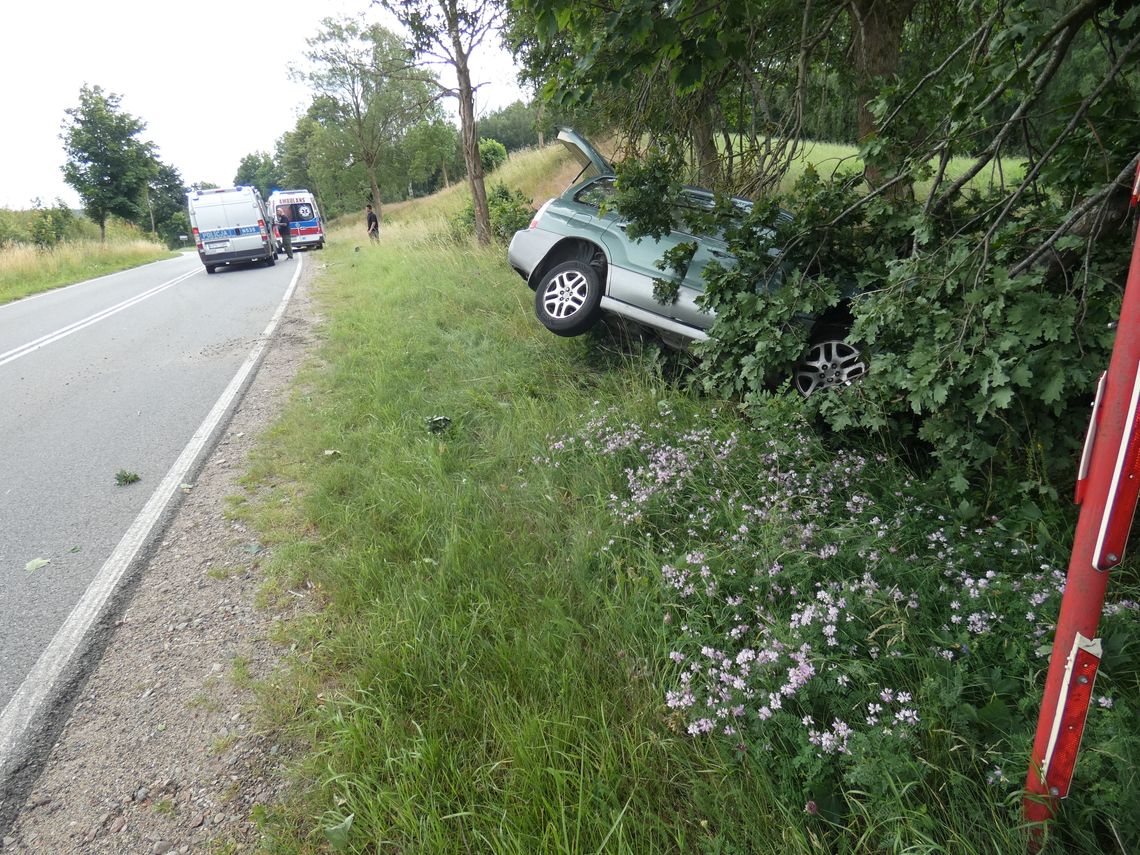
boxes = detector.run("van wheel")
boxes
[266,255,276,267]
[206,265,216,275]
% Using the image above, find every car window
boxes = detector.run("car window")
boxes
[671,191,738,240]
[574,178,616,210]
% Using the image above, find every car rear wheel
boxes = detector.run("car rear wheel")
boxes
[534,260,603,336]
[793,336,868,397]
[205,265,216,275]
[266,255,276,267]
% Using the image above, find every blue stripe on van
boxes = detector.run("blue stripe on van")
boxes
[200,225,262,240]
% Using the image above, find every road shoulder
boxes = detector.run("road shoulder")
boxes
[1,259,321,855]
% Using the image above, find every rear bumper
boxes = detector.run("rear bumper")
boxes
[507,228,562,286]
[198,243,274,266]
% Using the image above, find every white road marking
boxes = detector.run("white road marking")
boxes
[0,256,303,774]
[0,268,200,368]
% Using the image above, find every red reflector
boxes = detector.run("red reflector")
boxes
[1041,635,1101,799]
[1075,373,1107,504]
[1132,159,1140,207]
[1094,364,1140,568]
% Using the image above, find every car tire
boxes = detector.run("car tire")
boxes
[792,328,869,397]
[534,260,603,336]
[266,255,276,267]
[205,265,217,275]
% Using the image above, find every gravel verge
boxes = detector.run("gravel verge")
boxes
[1,259,321,854]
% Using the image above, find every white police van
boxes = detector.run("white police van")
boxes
[266,189,325,251]
[187,186,277,274]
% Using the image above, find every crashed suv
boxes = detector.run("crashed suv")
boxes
[506,128,868,396]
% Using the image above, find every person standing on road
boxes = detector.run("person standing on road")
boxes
[275,206,293,259]
[366,204,379,243]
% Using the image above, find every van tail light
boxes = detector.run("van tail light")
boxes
[529,199,554,230]
[192,227,202,250]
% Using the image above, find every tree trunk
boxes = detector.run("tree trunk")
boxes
[691,97,721,188]
[442,160,450,187]
[99,218,106,244]
[451,14,490,245]
[849,0,915,190]
[144,184,156,234]
[368,165,382,221]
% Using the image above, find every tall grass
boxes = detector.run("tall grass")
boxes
[233,210,1134,853]
[0,238,174,304]
[240,222,791,853]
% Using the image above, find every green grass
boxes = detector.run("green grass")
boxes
[0,238,175,304]
[236,149,1131,854]
[239,221,801,853]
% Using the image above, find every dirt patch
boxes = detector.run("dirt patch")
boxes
[1,261,323,854]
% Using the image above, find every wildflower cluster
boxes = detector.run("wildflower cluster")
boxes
[542,399,1140,808]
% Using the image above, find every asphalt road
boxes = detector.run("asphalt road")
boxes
[0,251,297,728]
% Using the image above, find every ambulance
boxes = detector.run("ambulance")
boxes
[186,186,277,274]
[266,189,325,251]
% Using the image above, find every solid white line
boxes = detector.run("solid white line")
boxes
[0,256,303,771]
[0,268,201,368]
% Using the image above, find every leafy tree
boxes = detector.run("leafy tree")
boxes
[404,118,463,193]
[60,84,156,242]
[296,17,436,219]
[378,0,506,245]
[233,151,282,197]
[145,161,190,246]
[478,100,540,151]
[513,0,1140,492]
[276,111,322,193]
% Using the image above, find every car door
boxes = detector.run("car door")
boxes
[602,193,726,332]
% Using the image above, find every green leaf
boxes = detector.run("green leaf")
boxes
[25,558,50,573]
[1041,371,1065,404]
[323,813,354,850]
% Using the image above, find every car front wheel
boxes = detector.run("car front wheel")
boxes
[534,260,603,336]
[793,338,868,397]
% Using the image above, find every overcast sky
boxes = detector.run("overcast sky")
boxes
[2,0,528,210]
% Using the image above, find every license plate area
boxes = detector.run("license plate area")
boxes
[206,241,230,253]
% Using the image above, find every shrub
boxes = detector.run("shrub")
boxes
[478,138,508,174]
[448,183,533,244]
[30,200,75,248]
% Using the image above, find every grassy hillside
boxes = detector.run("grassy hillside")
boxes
[370,136,1024,228]
[234,154,1136,854]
